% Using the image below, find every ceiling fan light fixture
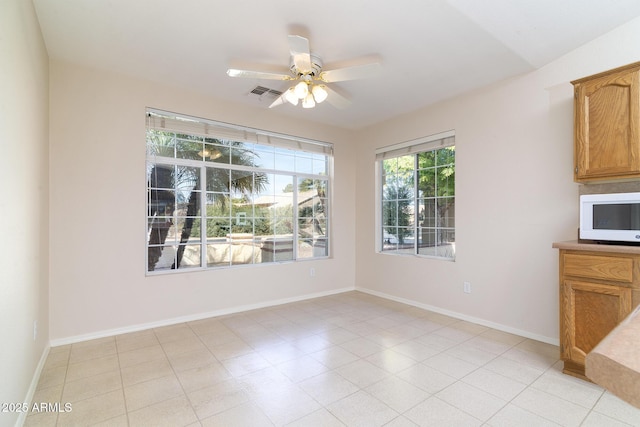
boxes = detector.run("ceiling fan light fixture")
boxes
[285,87,299,105]
[302,93,316,109]
[294,81,309,99]
[312,84,328,103]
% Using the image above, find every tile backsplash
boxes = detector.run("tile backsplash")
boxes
[579,181,640,195]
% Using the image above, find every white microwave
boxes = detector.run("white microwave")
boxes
[580,192,640,243]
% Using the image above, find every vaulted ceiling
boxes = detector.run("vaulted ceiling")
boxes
[33,0,640,129]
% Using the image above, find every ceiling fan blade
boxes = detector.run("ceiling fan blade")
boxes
[320,62,381,83]
[268,92,288,109]
[288,35,312,74]
[324,86,351,109]
[227,69,292,81]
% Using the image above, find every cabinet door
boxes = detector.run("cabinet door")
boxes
[574,68,640,181]
[561,280,632,365]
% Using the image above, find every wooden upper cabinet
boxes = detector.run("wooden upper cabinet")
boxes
[572,62,640,182]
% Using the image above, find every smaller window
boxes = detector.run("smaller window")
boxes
[377,132,455,260]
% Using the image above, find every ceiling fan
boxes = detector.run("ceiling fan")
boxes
[226,35,381,109]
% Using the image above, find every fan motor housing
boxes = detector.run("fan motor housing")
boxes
[290,53,323,77]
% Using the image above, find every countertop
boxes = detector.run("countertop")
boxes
[552,240,640,255]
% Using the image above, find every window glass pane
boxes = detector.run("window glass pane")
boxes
[230,234,259,265]
[298,239,314,259]
[207,218,231,240]
[253,218,274,238]
[382,228,396,252]
[382,201,397,227]
[231,144,258,166]
[417,229,435,254]
[176,136,203,160]
[230,170,254,199]
[275,153,295,172]
[148,189,174,217]
[298,216,315,238]
[175,217,201,243]
[313,156,327,175]
[295,155,313,174]
[231,217,253,234]
[206,192,230,213]
[418,151,435,169]
[176,245,201,268]
[436,165,455,197]
[437,198,455,228]
[148,245,176,271]
[274,212,294,235]
[147,131,175,157]
[176,166,200,191]
[396,155,414,174]
[419,198,436,227]
[298,236,326,259]
[207,243,230,267]
[313,179,328,196]
[396,227,414,250]
[437,147,455,166]
[206,167,229,192]
[382,227,415,253]
[201,141,227,163]
[418,229,455,258]
[417,168,436,198]
[262,237,294,262]
[148,164,175,191]
[252,144,275,170]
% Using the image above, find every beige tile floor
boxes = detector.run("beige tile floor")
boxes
[24,291,640,426]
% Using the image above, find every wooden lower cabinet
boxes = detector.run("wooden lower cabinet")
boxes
[560,280,632,379]
[556,247,640,381]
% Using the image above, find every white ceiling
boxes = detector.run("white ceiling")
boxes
[33,0,640,130]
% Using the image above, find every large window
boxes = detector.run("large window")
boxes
[146,110,331,274]
[377,132,455,260]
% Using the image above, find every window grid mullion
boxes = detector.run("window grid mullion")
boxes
[414,154,418,255]
[434,152,439,251]
[200,166,207,269]
[293,175,298,260]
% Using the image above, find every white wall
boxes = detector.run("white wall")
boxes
[355,17,640,343]
[0,0,50,426]
[48,61,357,343]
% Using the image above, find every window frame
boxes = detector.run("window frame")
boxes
[375,131,455,261]
[146,109,332,275]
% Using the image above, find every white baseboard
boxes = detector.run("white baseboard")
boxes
[16,345,50,427]
[356,287,559,346]
[50,287,355,347]
[49,285,559,348]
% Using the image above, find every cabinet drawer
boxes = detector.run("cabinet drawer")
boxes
[564,254,633,283]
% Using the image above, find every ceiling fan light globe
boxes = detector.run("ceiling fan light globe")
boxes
[294,81,309,99]
[302,93,316,108]
[312,85,328,103]
[285,88,299,105]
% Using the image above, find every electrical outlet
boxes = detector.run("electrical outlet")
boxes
[310,268,316,277]
[463,282,471,293]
